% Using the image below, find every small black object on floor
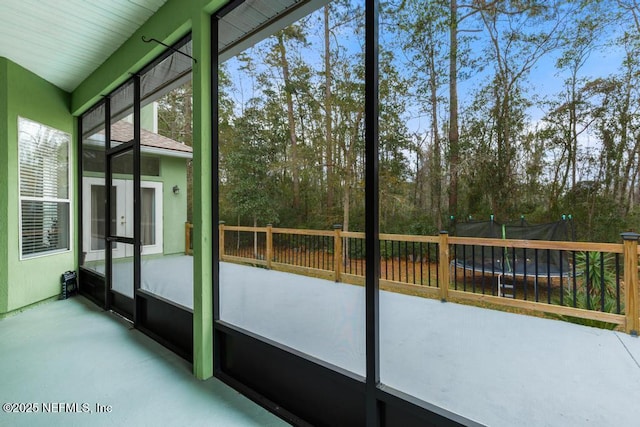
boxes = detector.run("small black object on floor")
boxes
[60,270,78,299]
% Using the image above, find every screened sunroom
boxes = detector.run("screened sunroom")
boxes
[2,1,640,426]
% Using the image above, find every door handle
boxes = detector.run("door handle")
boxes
[120,215,126,225]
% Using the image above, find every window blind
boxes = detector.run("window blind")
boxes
[18,118,71,257]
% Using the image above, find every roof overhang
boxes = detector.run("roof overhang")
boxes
[217,0,330,62]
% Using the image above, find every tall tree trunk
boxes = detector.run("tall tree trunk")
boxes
[184,81,192,145]
[448,0,460,220]
[277,33,300,209]
[324,6,335,217]
[428,42,442,230]
[343,169,350,265]
[569,73,578,190]
[340,109,363,263]
[617,78,632,209]
[499,83,512,216]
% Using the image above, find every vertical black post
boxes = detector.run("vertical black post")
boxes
[534,249,539,302]
[616,253,621,314]
[105,97,112,310]
[412,242,416,284]
[546,249,551,304]
[421,242,425,286]
[133,74,141,326]
[77,117,83,271]
[435,241,439,285]
[212,12,221,373]
[384,241,388,279]
[365,0,380,425]
[481,245,486,294]
[557,250,562,305]
[462,245,466,291]
[600,252,605,312]
[425,242,429,286]
[572,251,577,307]
[405,241,409,283]
[325,235,327,270]
[586,253,591,309]
[511,247,516,297]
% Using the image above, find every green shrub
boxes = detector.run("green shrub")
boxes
[554,251,620,329]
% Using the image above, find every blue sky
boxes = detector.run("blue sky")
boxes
[224,0,633,137]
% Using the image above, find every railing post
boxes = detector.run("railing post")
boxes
[185,222,191,255]
[622,232,640,335]
[333,224,342,282]
[266,224,273,269]
[439,231,450,302]
[219,221,225,261]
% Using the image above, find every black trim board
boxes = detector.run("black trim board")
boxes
[377,387,484,427]
[137,290,193,362]
[215,321,366,427]
[78,267,193,362]
[110,292,134,320]
[79,267,106,307]
[214,322,478,427]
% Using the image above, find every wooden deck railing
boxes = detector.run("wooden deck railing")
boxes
[185,222,193,255]
[190,222,640,334]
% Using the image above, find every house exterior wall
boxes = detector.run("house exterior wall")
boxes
[0,57,74,316]
[160,156,189,255]
[0,58,9,315]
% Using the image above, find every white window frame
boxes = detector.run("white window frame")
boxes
[18,117,72,260]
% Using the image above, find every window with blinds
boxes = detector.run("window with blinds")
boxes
[18,117,71,258]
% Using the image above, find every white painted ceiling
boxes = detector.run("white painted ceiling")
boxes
[0,0,169,92]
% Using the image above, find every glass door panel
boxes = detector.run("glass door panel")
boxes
[81,102,106,273]
[111,243,134,298]
[108,147,134,304]
[110,151,133,241]
[82,179,118,263]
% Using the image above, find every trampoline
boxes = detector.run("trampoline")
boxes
[451,218,575,297]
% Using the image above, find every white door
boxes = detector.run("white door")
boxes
[82,178,163,261]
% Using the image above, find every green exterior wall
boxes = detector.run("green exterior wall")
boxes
[159,156,189,255]
[1,58,74,315]
[137,155,189,256]
[0,58,8,314]
[140,103,157,134]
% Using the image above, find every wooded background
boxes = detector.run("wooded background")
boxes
[158,0,640,243]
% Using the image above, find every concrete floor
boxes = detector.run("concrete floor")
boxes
[220,263,640,427]
[0,296,288,427]
[14,260,640,426]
